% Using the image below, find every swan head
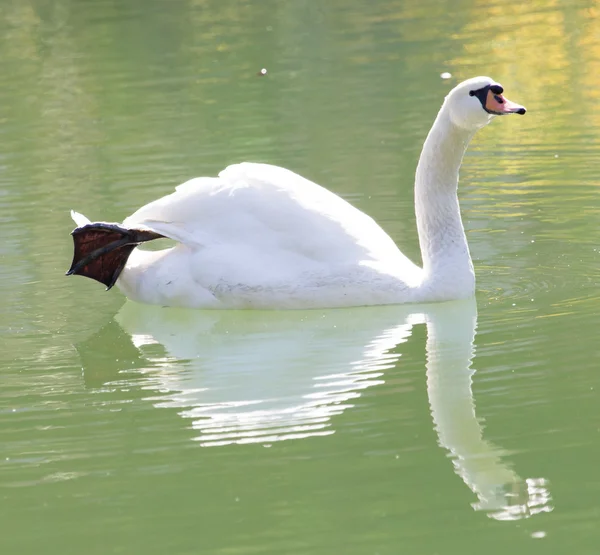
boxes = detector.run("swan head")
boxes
[445,76,526,131]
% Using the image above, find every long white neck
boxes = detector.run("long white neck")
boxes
[415,104,476,293]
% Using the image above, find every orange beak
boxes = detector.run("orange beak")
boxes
[485,89,526,115]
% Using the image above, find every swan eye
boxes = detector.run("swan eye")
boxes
[469,90,476,96]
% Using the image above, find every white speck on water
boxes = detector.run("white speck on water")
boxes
[554,154,559,158]
[440,72,452,79]
[531,531,546,539]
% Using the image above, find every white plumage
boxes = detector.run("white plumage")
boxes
[69,76,525,309]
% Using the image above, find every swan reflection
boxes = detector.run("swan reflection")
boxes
[113,302,418,446]
[82,299,551,519]
[423,302,552,520]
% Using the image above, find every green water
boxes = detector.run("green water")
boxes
[2,0,599,553]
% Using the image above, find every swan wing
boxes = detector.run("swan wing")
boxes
[123,162,411,270]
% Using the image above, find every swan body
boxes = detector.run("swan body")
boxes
[68,76,525,309]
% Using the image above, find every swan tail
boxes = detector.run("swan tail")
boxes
[70,210,91,227]
[66,220,164,290]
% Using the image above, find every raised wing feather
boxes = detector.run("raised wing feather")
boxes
[124,162,412,269]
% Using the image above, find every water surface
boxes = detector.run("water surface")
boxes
[2,0,599,553]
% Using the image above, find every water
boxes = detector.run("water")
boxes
[1,0,599,553]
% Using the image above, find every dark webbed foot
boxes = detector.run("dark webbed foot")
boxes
[67,223,163,289]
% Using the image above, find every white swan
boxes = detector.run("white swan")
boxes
[67,76,525,309]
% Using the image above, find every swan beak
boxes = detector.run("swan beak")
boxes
[485,90,526,115]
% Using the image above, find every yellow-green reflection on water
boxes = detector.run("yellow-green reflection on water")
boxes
[1,0,599,553]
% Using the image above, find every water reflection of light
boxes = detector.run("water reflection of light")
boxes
[485,477,553,521]
[93,299,553,519]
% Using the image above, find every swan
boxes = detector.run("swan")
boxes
[67,76,526,309]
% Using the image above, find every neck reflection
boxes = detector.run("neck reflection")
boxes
[424,300,552,520]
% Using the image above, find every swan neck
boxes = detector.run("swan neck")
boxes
[414,106,476,289]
